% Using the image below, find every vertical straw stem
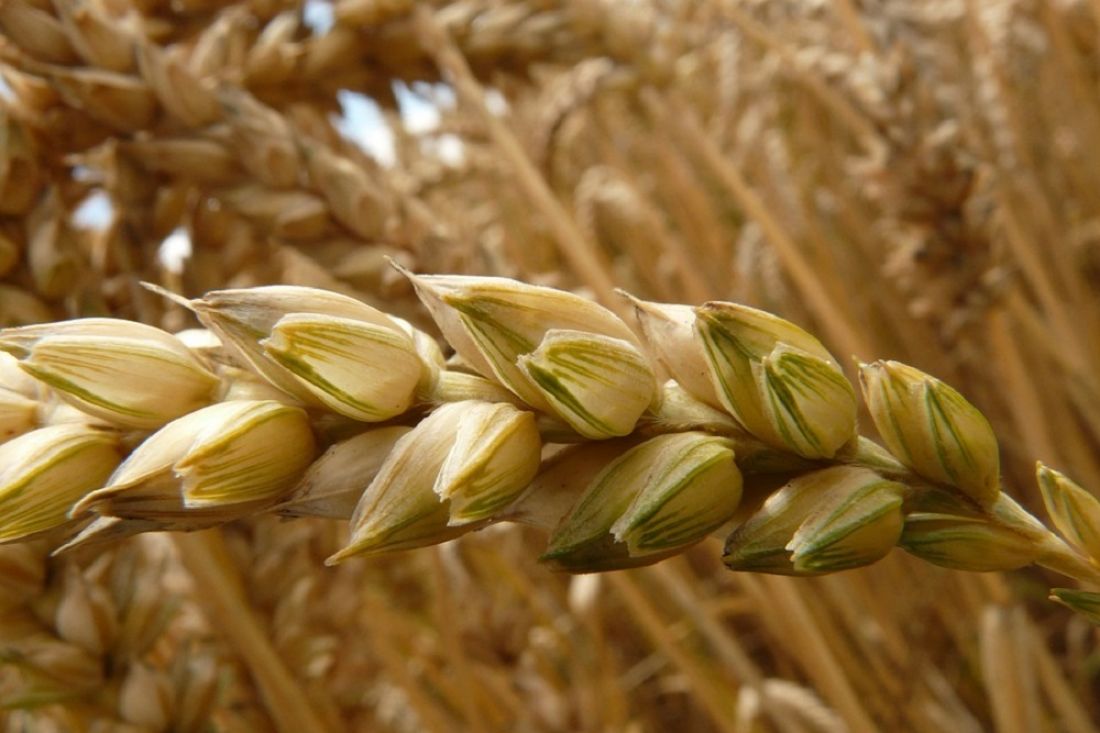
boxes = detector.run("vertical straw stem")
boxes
[643,88,872,361]
[173,530,335,733]
[412,6,621,311]
[608,571,742,733]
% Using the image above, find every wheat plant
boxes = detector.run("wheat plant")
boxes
[1,269,1097,618]
[5,0,1100,730]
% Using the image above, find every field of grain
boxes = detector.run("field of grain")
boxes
[1,1,1099,731]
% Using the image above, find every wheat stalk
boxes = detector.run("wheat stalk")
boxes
[0,268,1096,625]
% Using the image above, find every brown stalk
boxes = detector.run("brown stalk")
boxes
[356,592,457,733]
[430,548,489,733]
[645,560,810,733]
[412,5,621,310]
[608,571,742,733]
[831,0,876,56]
[172,530,335,733]
[979,606,1041,733]
[745,574,879,733]
[642,87,872,361]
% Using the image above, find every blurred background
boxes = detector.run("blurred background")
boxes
[2,0,1100,730]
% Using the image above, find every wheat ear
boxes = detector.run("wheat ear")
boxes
[0,270,1098,623]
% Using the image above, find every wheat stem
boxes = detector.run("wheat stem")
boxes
[430,549,490,733]
[645,560,810,733]
[608,572,742,733]
[831,0,876,55]
[412,6,621,310]
[643,87,873,360]
[172,530,336,733]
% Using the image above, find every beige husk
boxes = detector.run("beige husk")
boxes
[2,1,1100,731]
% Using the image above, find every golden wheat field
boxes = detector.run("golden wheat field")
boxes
[1,0,1100,731]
